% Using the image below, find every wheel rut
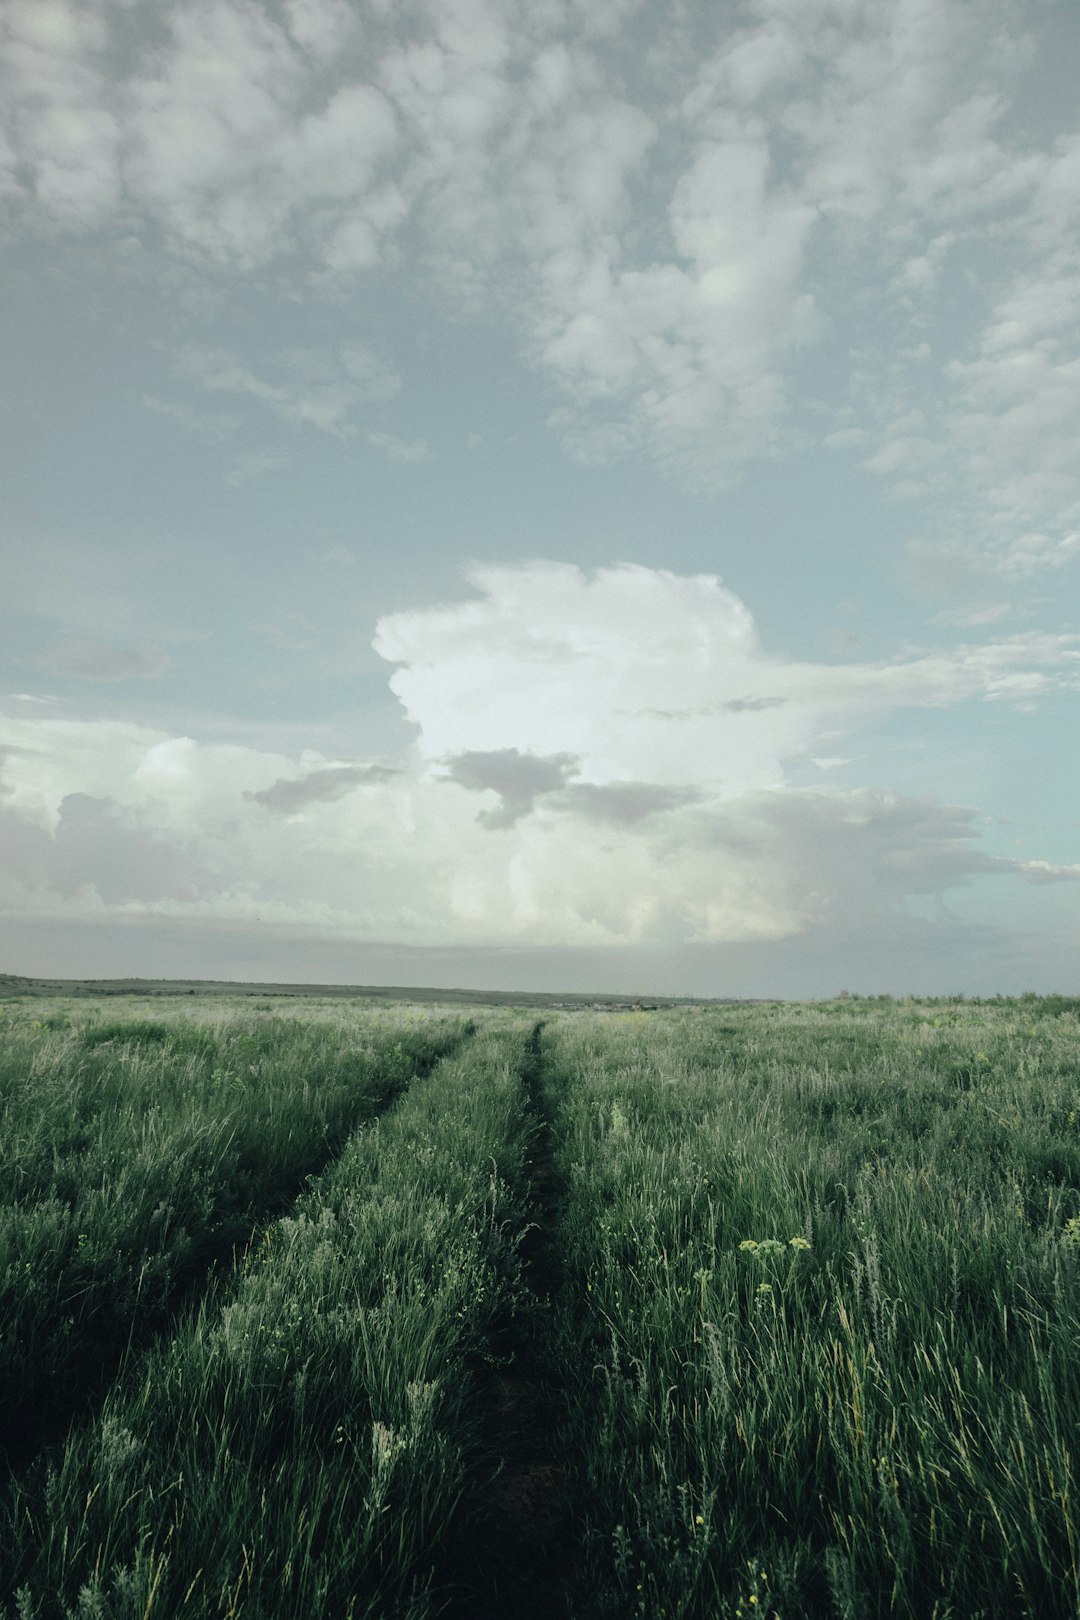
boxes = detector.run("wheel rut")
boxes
[0,1030,473,1476]
[448,1020,575,1620]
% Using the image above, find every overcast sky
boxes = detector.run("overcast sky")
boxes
[1,0,1078,997]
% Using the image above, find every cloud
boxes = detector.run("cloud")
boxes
[0,0,120,222]
[719,696,786,714]
[124,2,398,268]
[43,638,169,682]
[251,617,318,653]
[555,780,703,825]
[4,0,1079,531]
[1012,859,1080,886]
[374,562,1079,794]
[0,788,216,912]
[224,450,291,486]
[931,603,1014,630]
[4,536,155,641]
[246,762,402,814]
[836,122,1080,587]
[1,563,1075,954]
[642,696,786,720]
[141,394,240,442]
[48,793,211,905]
[688,789,1080,938]
[540,134,817,481]
[340,342,403,401]
[283,0,354,63]
[442,747,580,828]
[174,343,401,436]
[321,544,356,567]
[893,293,1080,589]
[367,430,432,462]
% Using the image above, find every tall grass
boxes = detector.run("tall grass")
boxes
[4,993,1078,1618]
[544,999,1080,1619]
[0,999,470,1453]
[2,1017,536,1620]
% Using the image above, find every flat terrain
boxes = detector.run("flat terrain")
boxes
[1,990,1078,1618]
[0,972,703,1011]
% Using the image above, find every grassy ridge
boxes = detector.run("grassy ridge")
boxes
[0,1001,470,1457]
[2,1016,536,1620]
[543,999,1080,1619]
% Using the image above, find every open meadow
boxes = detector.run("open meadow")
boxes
[1,989,1078,1619]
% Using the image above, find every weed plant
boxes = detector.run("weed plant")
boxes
[544,999,1080,1619]
[0,999,470,1453]
[2,1017,535,1620]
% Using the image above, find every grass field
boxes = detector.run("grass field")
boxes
[1,990,1078,1618]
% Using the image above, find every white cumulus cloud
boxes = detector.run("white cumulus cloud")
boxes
[374,562,1079,792]
[1,564,1075,953]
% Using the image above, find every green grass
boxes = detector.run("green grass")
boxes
[0,999,471,1455]
[2,1014,538,1619]
[2,994,1079,1618]
[542,999,1080,1618]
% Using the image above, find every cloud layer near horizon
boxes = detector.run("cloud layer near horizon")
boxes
[3,564,1077,953]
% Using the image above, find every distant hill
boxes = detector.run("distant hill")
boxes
[0,973,743,1010]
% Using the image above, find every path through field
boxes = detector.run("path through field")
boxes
[4,992,1080,1619]
[0,1013,469,1473]
[447,1021,575,1618]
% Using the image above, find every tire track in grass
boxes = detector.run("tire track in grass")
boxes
[143,1022,473,1342]
[1,1021,527,1620]
[0,1020,474,1477]
[452,1021,577,1620]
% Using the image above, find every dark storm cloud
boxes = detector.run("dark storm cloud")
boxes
[639,697,787,720]
[443,749,701,830]
[556,782,703,825]
[0,795,208,906]
[720,697,787,713]
[246,763,402,814]
[696,790,1080,938]
[442,749,580,829]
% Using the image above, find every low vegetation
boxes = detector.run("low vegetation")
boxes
[0,1000,470,1459]
[1,991,1078,1617]
[544,997,1080,1618]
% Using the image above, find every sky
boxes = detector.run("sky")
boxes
[1,0,1078,998]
